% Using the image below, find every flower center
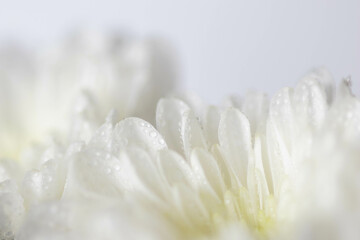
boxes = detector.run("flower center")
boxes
[223,187,276,236]
[164,185,278,239]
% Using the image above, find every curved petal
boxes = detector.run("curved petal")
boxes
[219,108,252,187]
[173,92,205,119]
[329,79,360,141]
[124,147,167,200]
[172,184,210,228]
[241,91,269,137]
[64,146,165,202]
[204,106,221,146]
[210,144,232,189]
[266,118,291,195]
[181,110,208,159]
[156,98,190,155]
[302,68,335,104]
[190,148,225,198]
[269,88,294,154]
[157,149,196,187]
[293,75,328,129]
[22,159,65,207]
[63,149,124,200]
[114,117,167,158]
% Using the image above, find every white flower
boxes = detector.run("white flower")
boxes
[0,31,176,163]
[2,62,359,240]
[0,30,358,239]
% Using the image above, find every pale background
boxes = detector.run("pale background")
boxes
[0,0,359,102]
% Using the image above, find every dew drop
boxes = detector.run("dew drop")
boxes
[150,131,157,138]
[158,138,165,145]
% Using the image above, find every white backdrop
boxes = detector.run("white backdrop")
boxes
[0,0,359,102]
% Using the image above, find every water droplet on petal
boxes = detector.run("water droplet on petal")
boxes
[150,131,157,138]
[158,138,165,145]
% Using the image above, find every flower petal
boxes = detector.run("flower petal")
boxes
[156,98,190,155]
[190,148,225,198]
[219,108,252,187]
[172,184,210,228]
[266,119,291,195]
[293,74,328,129]
[124,147,167,200]
[181,110,208,159]
[328,79,360,141]
[114,117,167,157]
[241,91,269,137]
[269,87,295,155]
[303,68,335,104]
[204,106,221,146]
[22,159,65,207]
[211,144,232,189]
[64,149,124,199]
[174,92,205,119]
[157,149,196,187]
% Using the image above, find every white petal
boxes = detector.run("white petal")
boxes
[204,106,221,146]
[303,67,335,104]
[69,91,102,142]
[210,144,232,189]
[156,98,190,155]
[190,148,225,198]
[124,147,167,200]
[174,92,205,119]
[114,117,167,157]
[219,108,252,187]
[64,146,165,202]
[293,74,328,129]
[63,149,124,199]
[172,184,210,227]
[269,87,295,154]
[22,159,65,207]
[87,114,115,152]
[181,110,208,159]
[247,143,270,210]
[330,78,360,141]
[241,91,269,137]
[253,134,271,195]
[266,118,291,195]
[157,149,196,187]
[222,95,242,109]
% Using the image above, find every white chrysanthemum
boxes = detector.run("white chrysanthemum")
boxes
[2,61,359,240]
[0,32,176,163]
